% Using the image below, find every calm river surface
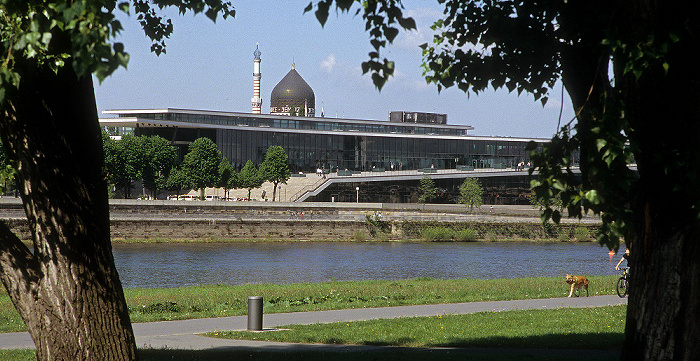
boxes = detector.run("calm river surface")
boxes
[113,242,621,289]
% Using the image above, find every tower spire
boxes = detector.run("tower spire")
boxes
[251,43,262,114]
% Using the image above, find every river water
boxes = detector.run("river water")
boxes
[113,242,622,289]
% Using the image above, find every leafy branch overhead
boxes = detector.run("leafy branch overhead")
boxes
[305,0,416,90]
[0,0,235,102]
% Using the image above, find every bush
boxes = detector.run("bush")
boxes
[454,228,479,241]
[351,231,367,242]
[420,227,455,241]
[572,226,592,242]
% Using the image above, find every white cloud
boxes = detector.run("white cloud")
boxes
[320,54,337,73]
[396,26,434,49]
[404,7,443,21]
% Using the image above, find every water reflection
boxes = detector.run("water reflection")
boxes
[112,242,621,289]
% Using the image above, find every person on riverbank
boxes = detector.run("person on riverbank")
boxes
[615,248,630,270]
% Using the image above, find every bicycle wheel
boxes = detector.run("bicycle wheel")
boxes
[616,277,628,297]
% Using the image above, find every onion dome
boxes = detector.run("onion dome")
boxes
[270,64,315,116]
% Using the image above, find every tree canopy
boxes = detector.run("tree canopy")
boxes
[310,1,700,359]
[458,177,483,210]
[258,145,290,202]
[0,1,235,359]
[418,176,437,203]
[238,159,263,200]
[182,137,222,199]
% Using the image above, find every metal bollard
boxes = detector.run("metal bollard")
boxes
[247,296,263,331]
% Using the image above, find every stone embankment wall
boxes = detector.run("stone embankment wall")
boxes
[1,218,365,241]
[1,199,600,241]
[110,219,363,240]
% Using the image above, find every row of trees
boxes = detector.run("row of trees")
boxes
[418,176,483,210]
[102,134,291,201]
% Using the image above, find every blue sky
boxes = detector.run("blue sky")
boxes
[93,1,575,138]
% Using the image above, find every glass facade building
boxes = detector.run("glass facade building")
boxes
[101,108,558,173]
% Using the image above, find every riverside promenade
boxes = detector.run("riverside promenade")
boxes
[0,295,626,355]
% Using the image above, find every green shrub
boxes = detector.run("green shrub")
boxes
[572,226,592,242]
[557,230,571,242]
[454,228,479,241]
[351,231,367,242]
[420,227,455,241]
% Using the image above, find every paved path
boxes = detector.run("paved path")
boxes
[0,295,626,351]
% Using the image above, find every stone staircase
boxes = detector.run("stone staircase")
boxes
[186,173,328,202]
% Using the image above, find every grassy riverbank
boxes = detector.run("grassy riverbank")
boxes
[0,276,619,333]
[0,305,626,361]
[210,305,626,350]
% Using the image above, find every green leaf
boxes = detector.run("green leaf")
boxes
[315,2,330,27]
[596,138,607,151]
[585,190,601,205]
[385,27,399,43]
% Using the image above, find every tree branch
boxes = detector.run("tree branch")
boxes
[0,220,40,314]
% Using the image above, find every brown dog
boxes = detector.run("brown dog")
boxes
[565,274,589,297]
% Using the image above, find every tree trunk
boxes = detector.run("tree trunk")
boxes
[617,2,700,360]
[0,63,138,359]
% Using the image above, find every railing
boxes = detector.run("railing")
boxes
[288,177,329,202]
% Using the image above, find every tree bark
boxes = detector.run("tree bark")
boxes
[558,2,700,359]
[619,2,700,359]
[0,62,138,359]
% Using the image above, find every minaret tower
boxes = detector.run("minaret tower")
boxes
[251,44,262,114]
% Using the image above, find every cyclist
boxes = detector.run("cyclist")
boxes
[615,248,630,270]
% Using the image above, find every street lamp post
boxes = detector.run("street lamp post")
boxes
[356,186,360,203]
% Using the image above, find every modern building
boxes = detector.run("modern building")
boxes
[100,107,548,173]
[99,45,573,203]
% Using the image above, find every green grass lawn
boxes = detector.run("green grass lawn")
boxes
[208,305,626,350]
[0,276,619,333]
[0,306,625,361]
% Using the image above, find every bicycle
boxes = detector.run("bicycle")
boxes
[616,267,629,298]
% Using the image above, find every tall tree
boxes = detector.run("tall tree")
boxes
[309,1,700,359]
[418,175,437,203]
[458,177,483,211]
[181,137,222,200]
[258,146,290,202]
[165,166,193,199]
[120,134,147,198]
[218,158,237,200]
[238,160,263,200]
[142,135,178,198]
[0,1,234,359]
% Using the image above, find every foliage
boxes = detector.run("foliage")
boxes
[217,159,237,199]
[142,135,178,197]
[364,212,390,237]
[181,137,222,199]
[454,228,478,242]
[397,220,599,242]
[305,0,416,90]
[0,0,235,358]
[238,160,263,200]
[102,132,178,198]
[419,227,454,242]
[0,140,16,195]
[458,178,483,210]
[165,167,192,196]
[258,146,290,201]
[0,0,235,103]
[417,176,437,203]
[418,227,479,242]
[103,132,146,198]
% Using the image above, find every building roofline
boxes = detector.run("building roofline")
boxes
[99,116,550,143]
[102,108,475,131]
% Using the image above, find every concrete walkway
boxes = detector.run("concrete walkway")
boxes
[0,295,626,351]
